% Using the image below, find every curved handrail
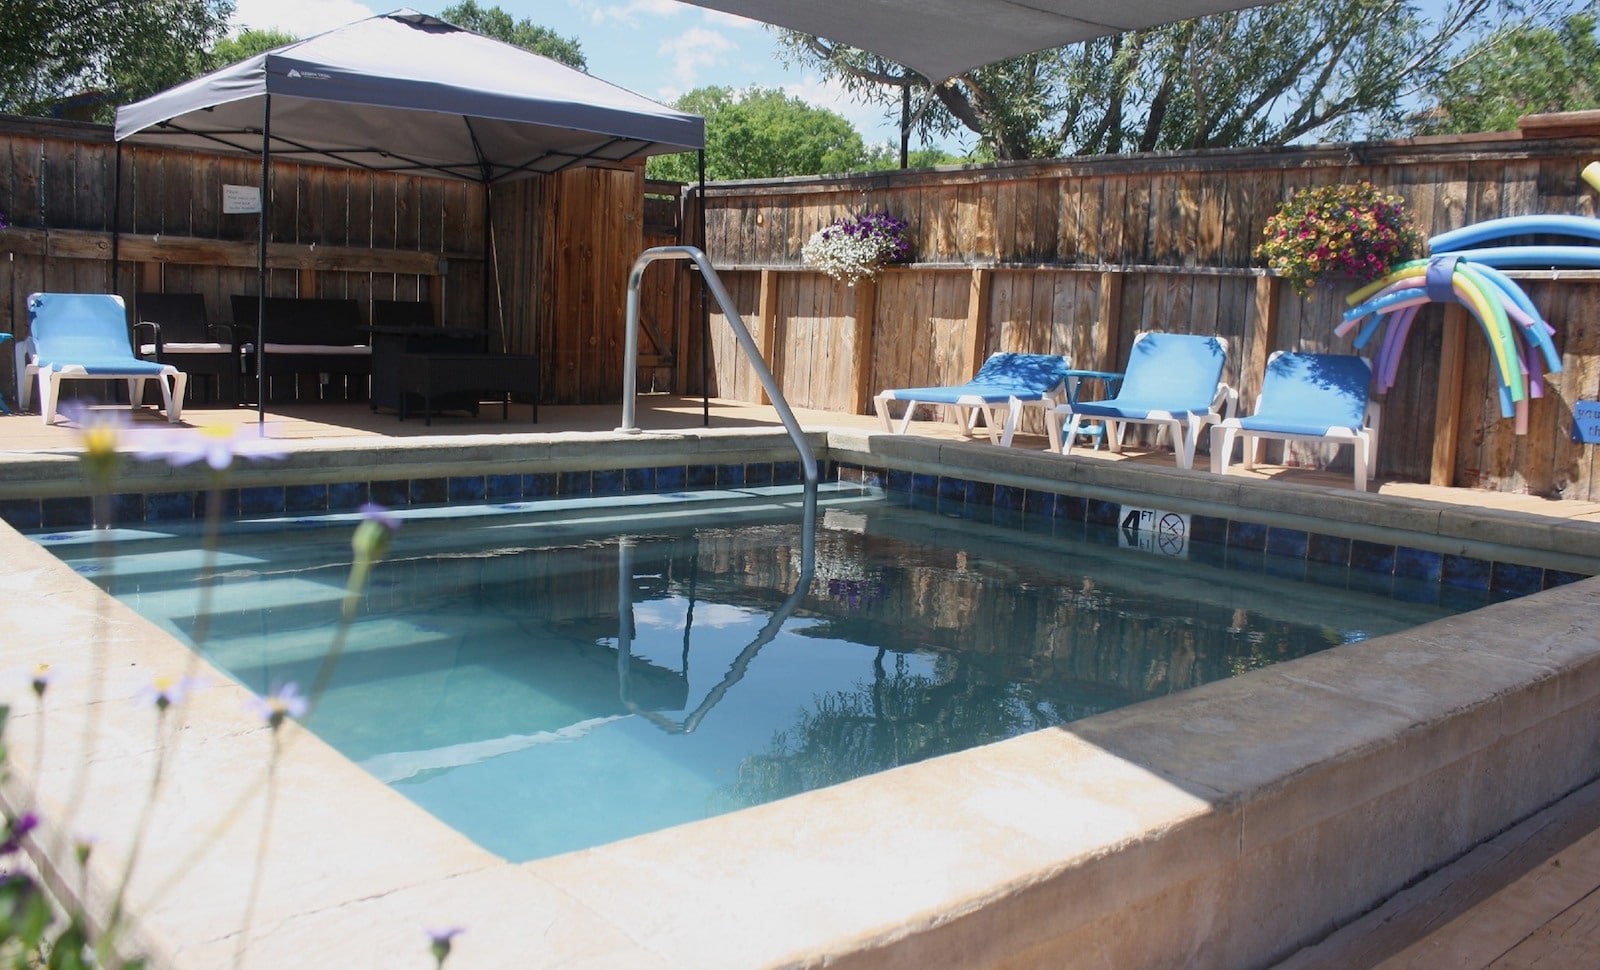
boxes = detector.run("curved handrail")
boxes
[619,245,818,487]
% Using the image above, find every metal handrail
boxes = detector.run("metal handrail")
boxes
[619,245,817,487]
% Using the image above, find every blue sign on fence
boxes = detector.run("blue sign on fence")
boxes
[1574,401,1600,444]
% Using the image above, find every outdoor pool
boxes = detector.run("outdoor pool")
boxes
[35,484,1476,862]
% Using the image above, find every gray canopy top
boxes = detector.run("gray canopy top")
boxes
[680,0,1273,83]
[114,9,705,183]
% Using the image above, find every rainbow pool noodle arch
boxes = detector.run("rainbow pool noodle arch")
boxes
[1340,256,1561,433]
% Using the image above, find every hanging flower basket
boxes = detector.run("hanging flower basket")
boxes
[801,210,912,286]
[1255,182,1422,296]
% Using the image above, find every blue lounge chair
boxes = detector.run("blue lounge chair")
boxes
[1211,351,1380,491]
[1046,332,1233,469]
[874,352,1073,447]
[17,293,188,426]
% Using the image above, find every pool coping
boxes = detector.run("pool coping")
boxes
[1,428,1599,968]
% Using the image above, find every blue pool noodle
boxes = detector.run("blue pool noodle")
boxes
[1430,214,1600,253]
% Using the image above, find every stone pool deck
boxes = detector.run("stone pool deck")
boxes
[0,397,1598,969]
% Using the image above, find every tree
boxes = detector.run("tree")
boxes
[207,28,297,69]
[776,0,1554,160]
[0,0,233,120]
[438,0,585,69]
[1415,11,1600,134]
[648,86,869,181]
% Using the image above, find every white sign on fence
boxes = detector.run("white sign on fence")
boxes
[1118,506,1190,559]
[222,184,262,214]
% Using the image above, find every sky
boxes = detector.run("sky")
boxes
[227,0,967,154]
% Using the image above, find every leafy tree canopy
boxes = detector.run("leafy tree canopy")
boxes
[207,28,297,69]
[1416,11,1600,134]
[438,0,585,69]
[0,0,233,120]
[776,0,1568,160]
[648,86,870,181]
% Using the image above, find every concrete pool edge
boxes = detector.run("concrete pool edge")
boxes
[0,432,1598,967]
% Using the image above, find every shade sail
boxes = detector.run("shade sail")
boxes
[682,0,1274,83]
[114,9,704,181]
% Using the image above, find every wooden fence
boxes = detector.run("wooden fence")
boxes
[0,114,676,408]
[10,112,1600,500]
[695,122,1600,500]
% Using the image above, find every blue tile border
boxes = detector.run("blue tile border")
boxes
[3,458,1591,605]
[825,461,1594,603]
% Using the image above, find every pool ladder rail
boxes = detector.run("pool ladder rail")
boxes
[618,246,818,488]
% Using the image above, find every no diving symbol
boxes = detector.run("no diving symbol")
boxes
[1155,513,1186,555]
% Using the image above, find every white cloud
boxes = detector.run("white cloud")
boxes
[229,0,374,38]
[658,26,735,89]
[783,74,899,147]
[633,601,754,629]
[588,0,686,27]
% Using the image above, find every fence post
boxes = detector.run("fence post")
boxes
[756,269,778,405]
[851,277,877,414]
[967,267,992,373]
[1246,272,1281,411]
[1431,304,1469,487]
[1095,270,1124,372]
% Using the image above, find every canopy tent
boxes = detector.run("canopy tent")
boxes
[677,0,1275,83]
[113,8,705,421]
[114,8,703,179]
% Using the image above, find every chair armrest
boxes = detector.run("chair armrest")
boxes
[1211,383,1239,420]
[133,320,163,357]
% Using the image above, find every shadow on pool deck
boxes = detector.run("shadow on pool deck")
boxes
[3,394,1599,969]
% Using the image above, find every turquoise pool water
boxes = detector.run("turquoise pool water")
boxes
[38,487,1468,861]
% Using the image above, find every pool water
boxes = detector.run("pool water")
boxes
[40,489,1466,861]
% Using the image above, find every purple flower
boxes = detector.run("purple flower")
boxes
[130,425,286,472]
[63,403,129,486]
[352,503,401,557]
[138,674,205,712]
[248,682,308,731]
[30,663,51,699]
[427,926,464,966]
[0,812,38,855]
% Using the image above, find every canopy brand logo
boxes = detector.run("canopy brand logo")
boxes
[285,69,333,81]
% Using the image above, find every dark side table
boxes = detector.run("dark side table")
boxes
[367,325,485,415]
[397,353,540,425]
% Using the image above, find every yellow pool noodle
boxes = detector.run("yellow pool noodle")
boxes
[1584,161,1600,196]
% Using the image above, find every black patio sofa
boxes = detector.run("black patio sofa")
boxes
[230,295,371,401]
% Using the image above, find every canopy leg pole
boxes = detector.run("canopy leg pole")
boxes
[699,150,709,427]
[257,94,271,428]
[110,143,122,292]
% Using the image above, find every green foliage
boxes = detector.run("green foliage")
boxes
[648,86,868,181]
[859,145,969,170]
[778,0,1527,160]
[1417,12,1600,134]
[438,1,585,69]
[206,28,297,69]
[0,0,233,120]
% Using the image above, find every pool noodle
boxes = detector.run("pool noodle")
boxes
[1422,245,1600,269]
[1349,269,1523,400]
[1342,263,1527,397]
[1381,306,1419,391]
[1333,250,1560,423]
[1456,261,1530,399]
[1373,260,1559,372]
[1430,214,1600,253]
[1473,263,1563,373]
